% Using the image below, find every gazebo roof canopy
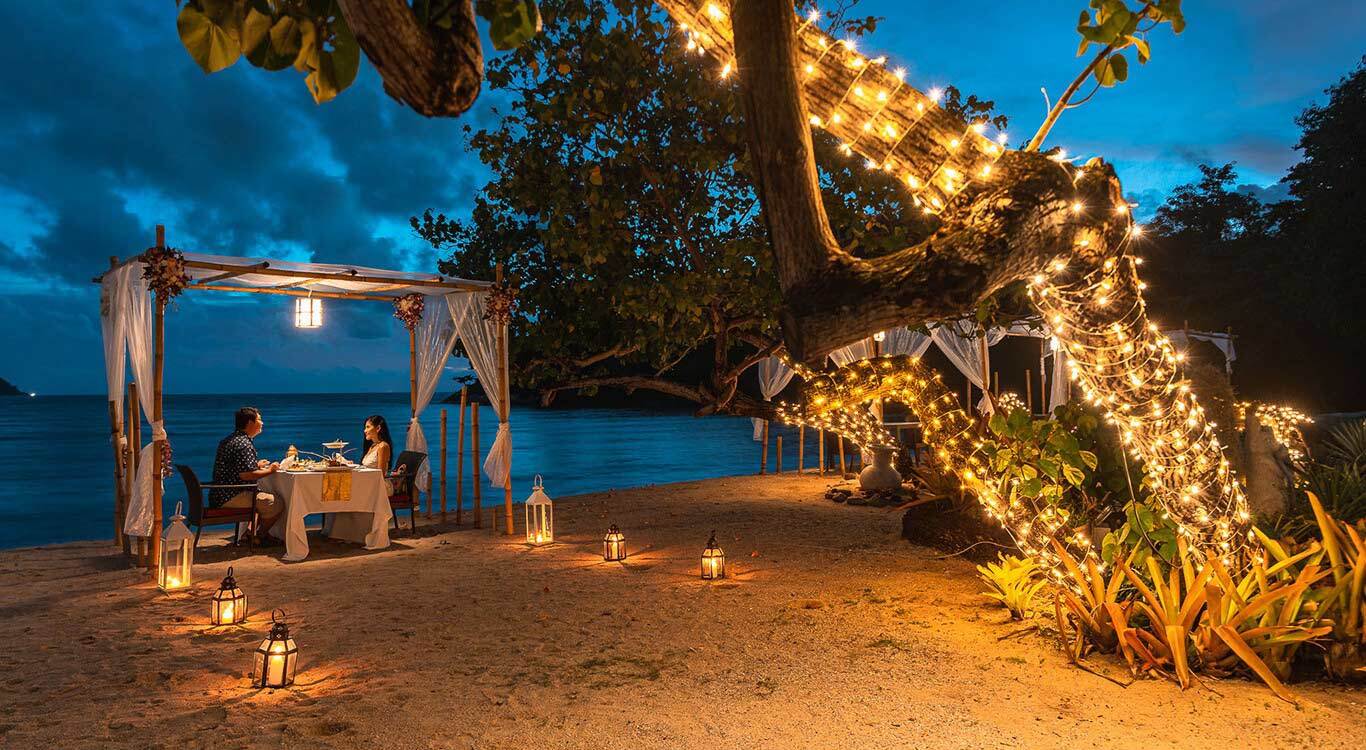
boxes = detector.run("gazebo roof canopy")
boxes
[99,251,490,302]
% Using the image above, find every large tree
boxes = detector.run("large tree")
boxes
[418,0,1001,415]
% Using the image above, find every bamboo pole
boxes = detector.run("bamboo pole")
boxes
[776,435,783,474]
[992,371,999,396]
[408,326,425,520]
[1025,369,1034,414]
[797,425,805,474]
[125,382,138,558]
[456,387,467,525]
[149,225,166,578]
[837,435,847,476]
[107,398,125,549]
[818,429,825,476]
[978,332,992,413]
[760,420,769,474]
[186,284,395,302]
[175,257,488,292]
[471,402,482,528]
[496,264,514,536]
[439,408,448,521]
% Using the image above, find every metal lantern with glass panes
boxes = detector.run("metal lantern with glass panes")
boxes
[524,474,553,545]
[158,501,194,592]
[210,566,247,626]
[253,609,299,689]
[603,524,626,562]
[294,294,322,328]
[700,530,726,580]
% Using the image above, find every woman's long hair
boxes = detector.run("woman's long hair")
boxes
[362,415,394,471]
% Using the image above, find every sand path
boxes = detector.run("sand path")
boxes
[1,474,1362,749]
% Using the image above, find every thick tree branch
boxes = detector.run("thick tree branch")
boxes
[337,0,483,117]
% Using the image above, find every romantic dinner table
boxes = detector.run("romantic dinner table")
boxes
[258,465,392,562]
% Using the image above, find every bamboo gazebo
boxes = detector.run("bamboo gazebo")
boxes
[96,226,517,577]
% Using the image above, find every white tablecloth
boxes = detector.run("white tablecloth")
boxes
[259,468,392,561]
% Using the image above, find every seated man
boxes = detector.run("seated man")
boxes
[210,406,283,543]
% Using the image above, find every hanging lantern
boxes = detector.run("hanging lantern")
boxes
[873,330,886,342]
[294,294,322,328]
[524,474,554,545]
[253,609,299,689]
[158,501,194,592]
[210,566,247,626]
[603,524,626,562]
[701,531,726,580]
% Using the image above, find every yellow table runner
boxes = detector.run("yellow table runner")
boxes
[321,471,353,502]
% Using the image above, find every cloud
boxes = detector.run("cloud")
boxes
[0,3,493,394]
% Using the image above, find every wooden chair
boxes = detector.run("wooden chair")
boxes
[387,450,426,535]
[177,464,259,553]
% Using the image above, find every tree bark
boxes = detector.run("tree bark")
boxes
[662,0,1131,366]
[337,0,483,117]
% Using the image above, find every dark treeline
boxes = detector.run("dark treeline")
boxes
[1145,57,1365,412]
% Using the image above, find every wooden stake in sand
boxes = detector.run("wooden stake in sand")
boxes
[495,263,514,537]
[837,435,847,476]
[760,420,769,475]
[455,387,467,526]
[1025,369,1033,414]
[471,402,482,528]
[408,326,425,520]
[125,382,138,558]
[439,408,448,521]
[818,429,825,476]
[776,435,783,474]
[797,425,805,474]
[107,397,124,549]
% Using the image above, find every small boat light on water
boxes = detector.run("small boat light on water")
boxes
[524,475,554,546]
[294,293,322,329]
[701,531,726,580]
[211,566,247,626]
[603,524,626,562]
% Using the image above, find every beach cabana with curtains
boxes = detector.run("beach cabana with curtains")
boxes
[95,226,516,576]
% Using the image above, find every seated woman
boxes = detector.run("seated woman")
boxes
[361,415,398,494]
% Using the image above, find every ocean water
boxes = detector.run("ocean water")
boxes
[0,393,804,549]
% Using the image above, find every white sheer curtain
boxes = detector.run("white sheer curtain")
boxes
[1048,337,1071,413]
[447,293,510,488]
[100,282,125,415]
[406,298,462,491]
[105,264,163,539]
[881,328,934,358]
[751,356,797,440]
[931,320,1007,414]
[828,338,873,367]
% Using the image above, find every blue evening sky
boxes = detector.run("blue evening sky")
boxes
[1,1,1361,395]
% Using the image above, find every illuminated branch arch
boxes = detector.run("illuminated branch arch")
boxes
[656,0,1251,566]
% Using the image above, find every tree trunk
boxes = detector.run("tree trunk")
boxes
[337,0,483,117]
[661,0,1130,365]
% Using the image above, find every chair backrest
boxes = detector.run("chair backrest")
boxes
[391,451,427,495]
[177,464,204,525]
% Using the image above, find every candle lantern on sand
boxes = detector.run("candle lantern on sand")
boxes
[210,566,247,626]
[253,609,299,689]
[158,502,194,592]
[701,531,726,580]
[603,524,626,562]
[524,475,553,546]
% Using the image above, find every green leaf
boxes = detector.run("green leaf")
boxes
[988,411,1007,436]
[1079,450,1099,470]
[479,0,543,51]
[240,8,272,56]
[293,18,319,73]
[1020,477,1043,498]
[1129,35,1151,64]
[307,12,361,103]
[1007,408,1030,435]
[1062,464,1086,487]
[177,4,241,74]
[1038,457,1060,480]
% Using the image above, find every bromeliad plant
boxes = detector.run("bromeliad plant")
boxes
[977,555,1047,620]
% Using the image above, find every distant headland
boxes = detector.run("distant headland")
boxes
[0,378,25,396]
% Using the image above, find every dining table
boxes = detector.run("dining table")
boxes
[258,465,392,562]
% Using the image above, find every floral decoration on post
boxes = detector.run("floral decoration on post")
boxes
[483,280,518,325]
[141,245,191,300]
[392,293,425,330]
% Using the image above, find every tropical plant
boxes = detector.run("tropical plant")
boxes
[1051,540,1135,662]
[1323,419,1366,469]
[977,554,1047,620]
[1303,493,1366,679]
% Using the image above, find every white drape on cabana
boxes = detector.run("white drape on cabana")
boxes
[98,263,163,539]
[407,300,462,491]
[448,293,510,488]
[751,355,799,440]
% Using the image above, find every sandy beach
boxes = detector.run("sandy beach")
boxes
[1,473,1363,749]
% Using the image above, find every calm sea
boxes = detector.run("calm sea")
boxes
[0,393,799,549]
